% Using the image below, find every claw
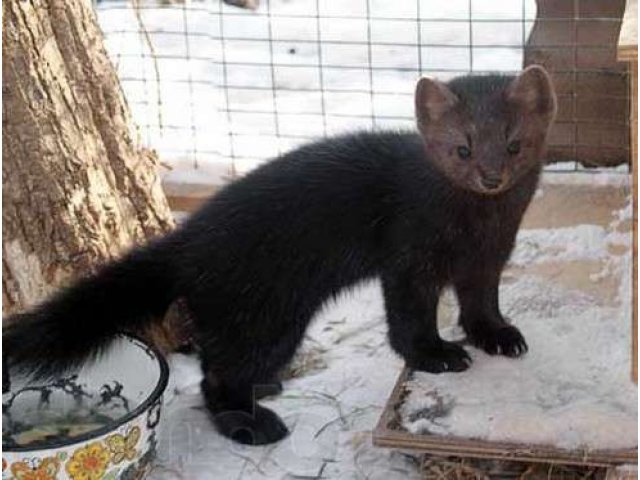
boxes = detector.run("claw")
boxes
[469,324,528,358]
[409,341,472,374]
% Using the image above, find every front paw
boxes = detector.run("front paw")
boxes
[407,340,472,373]
[468,324,528,357]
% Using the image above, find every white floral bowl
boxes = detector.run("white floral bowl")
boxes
[2,334,169,480]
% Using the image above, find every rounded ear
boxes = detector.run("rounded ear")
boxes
[415,77,459,127]
[506,65,558,121]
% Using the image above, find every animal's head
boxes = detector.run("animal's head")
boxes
[415,65,557,195]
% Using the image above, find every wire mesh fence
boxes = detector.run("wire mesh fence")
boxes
[95,0,629,185]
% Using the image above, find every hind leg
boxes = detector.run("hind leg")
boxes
[252,378,283,400]
[201,368,289,445]
[198,318,308,445]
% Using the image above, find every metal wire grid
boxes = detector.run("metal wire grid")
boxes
[96,0,629,178]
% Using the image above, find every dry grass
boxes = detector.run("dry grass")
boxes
[421,455,609,480]
[282,340,328,380]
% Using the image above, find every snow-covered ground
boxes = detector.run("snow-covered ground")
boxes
[96,0,537,183]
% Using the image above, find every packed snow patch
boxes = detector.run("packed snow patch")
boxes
[510,225,610,266]
[402,299,637,450]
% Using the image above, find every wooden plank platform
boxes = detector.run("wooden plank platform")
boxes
[373,367,637,467]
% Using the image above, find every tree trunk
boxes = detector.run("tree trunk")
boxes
[2,0,176,338]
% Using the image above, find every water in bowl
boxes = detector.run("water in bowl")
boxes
[3,374,131,448]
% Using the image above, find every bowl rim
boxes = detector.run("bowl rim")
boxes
[2,333,169,453]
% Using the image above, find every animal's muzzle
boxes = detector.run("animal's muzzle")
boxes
[480,174,503,190]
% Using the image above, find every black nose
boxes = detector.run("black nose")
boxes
[481,176,502,190]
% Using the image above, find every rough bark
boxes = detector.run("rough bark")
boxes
[2,0,175,324]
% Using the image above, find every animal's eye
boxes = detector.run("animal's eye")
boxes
[507,140,521,155]
[457,146,472,160]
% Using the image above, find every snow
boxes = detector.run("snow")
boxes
[510,225,613,266]
[400,200,637,452]
[541,168,631,185]
[96,0,537,180]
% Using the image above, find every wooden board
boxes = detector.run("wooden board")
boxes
[617,0,637,383]
[526,0,630,167]
[632,60,638,384]
[373,368,638,467]
[162,179,217,213]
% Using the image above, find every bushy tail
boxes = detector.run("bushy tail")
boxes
[4,239,180,379]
